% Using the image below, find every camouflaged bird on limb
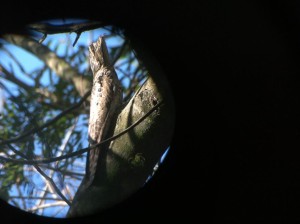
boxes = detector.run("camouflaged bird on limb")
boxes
[66,36,123,217]
[66,36,174,218]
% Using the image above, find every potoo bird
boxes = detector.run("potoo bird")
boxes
[67,36,122,217]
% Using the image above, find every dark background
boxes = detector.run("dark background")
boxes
[2,0,300,223]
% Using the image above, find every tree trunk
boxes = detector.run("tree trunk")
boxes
[67,74,175,217]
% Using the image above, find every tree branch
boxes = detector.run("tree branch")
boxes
[39,165,84,178]
[27,201,67,212]
[0,65,32,91]
[0,90,90,146]
[28,21,104,34]
[67,75,174,217]
[6,144,71,206]
[0,100,163,165]
[2,34,91,97]
[27,21,105,46]
[9,196,65,200]
[112,39,128,65]
[1,46,33,80]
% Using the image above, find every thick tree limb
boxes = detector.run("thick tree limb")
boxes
[66,75,175,217]
[2,34,90,97]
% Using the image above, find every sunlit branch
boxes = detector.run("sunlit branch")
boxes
[9,196,65,200]
[34,121,78,209]
[34,179,57,212]
[35,88,59,103]
[2,34,91,96]
[16,185,27,210]
[0,101,163,165]
[27,201,67,212]
[6,144,71,206]
[0,90,91,146]
[63,184,73,203]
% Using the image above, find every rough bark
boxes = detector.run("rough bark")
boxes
[67,74,175,217]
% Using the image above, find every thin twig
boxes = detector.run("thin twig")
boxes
[39,165,84,178]
[0,90,91,146]
[0,101,163,165]
[0,65,32,91]
[112,39,128,66]
[6,144,71,206]
[9,196,65,200]
[72,32,81,47]
[34,120,78,209]
[34,165,70,206]
[2,46,32,80]
[16,185,27,210]
[28,21,104,35]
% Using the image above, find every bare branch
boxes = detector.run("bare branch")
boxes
[28,21,104,36]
